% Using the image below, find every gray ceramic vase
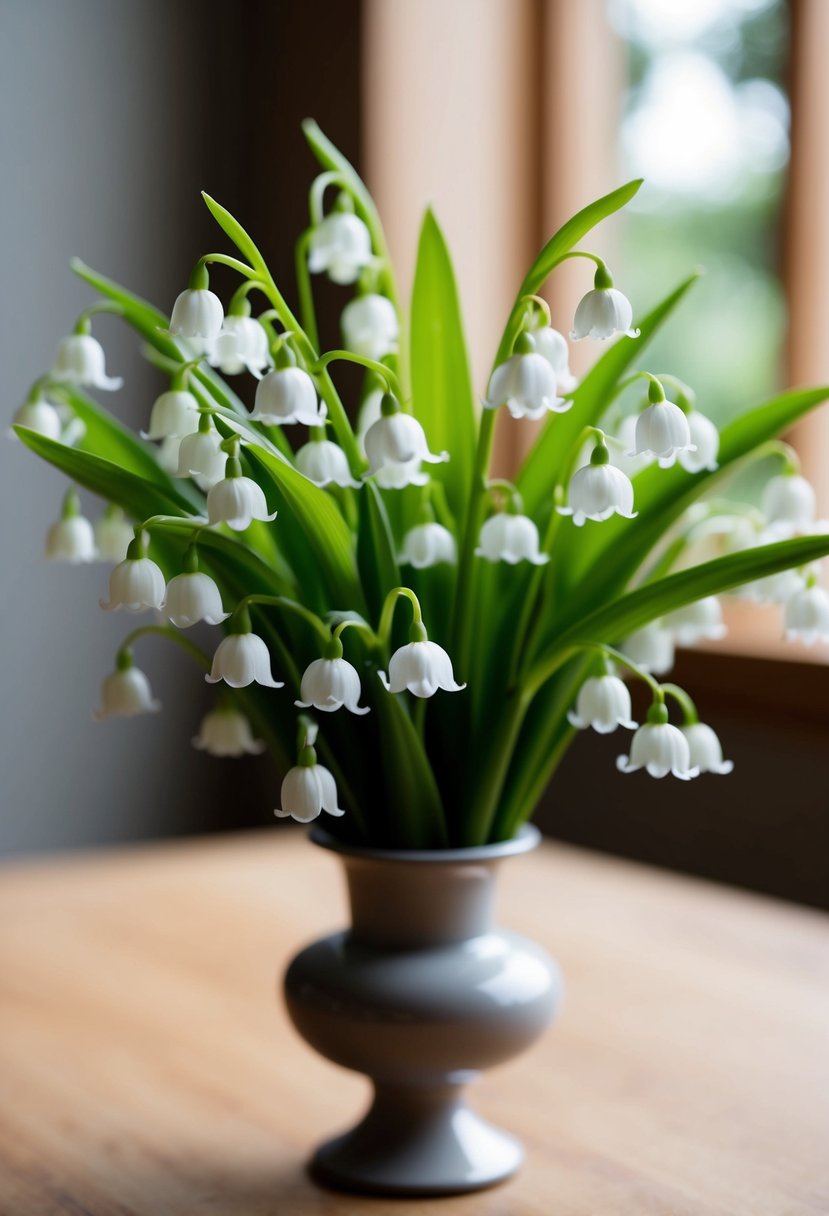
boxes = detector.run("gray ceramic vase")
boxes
[283,823,562,1197]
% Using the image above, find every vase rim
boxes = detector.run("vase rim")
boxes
[309,823,541,863]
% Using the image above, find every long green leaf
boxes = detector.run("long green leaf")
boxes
[518,273,699,517]
[410,209,477,522]
[357,481,400,625]
[15,428,199,521]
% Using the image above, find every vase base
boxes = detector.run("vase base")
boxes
[308,1083,523,1197]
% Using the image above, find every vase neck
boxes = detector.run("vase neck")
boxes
[341,856,500,948]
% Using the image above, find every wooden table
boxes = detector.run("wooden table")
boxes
[1,829,827,1215]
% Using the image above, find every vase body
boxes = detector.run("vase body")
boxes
[282,824,562,1196]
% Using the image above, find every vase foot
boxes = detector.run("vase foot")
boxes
[308,1081,523,1197]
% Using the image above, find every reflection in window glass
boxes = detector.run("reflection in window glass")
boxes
[608,0,789,427]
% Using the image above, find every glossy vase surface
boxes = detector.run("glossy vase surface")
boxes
[282,824,562,1197]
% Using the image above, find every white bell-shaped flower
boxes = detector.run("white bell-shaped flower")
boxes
[252,367,327,427]
[192,705,265,757]
[141,389,199,441]
[571,267,639,341]
[52,333,123,390]
[364,404,448,484]
[165,571,229,627]
[170,287,224,346]
[617,704,699,780]
[93,659,161,720]
[94,506,134,563]
[663,596,727,646]
[399,522,457,568]
[610,414,654,479]
[175,421,227,485]
[379,625,465,698]
[157,436,181,476]
[45,514,96,563]
[681,722,734,775]
[484,349,568,420]
[620,622,675,675]
[12,395,63,441]
[295,439,361,488]
[762,474,816,533]
[784,581,829,646]
[296,655,369,715]
[475,513,549,565]
[207,314,271,377]
[308,211,373,285]
[206,629,283,689]
[531,325,577,391]
[631,398,694,469]
[275,761,346,823]
[568,674,638,734]
[376,459,430,489]
[678,410,720,473]
[100,543,166,612]
[341,293,399,360]
[559,443,636,527]
[356,389,384,456]
[206,456,277,532]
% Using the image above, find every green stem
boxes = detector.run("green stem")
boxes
[200,252,256,279]
[377,587,423,649]
[451,409,496,673]
[238,594,332,649]
[315,349,400,396]
[294,230,320,350]
[661,682,699,724]
[117,624,211,671]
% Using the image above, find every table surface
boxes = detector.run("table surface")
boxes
[1,829,827,1216]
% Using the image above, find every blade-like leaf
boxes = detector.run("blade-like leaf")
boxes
[357,481,400,625]
[518,273,699,517]
[200,194,264,272]
[15,428,199,521]
[410,209,476,521]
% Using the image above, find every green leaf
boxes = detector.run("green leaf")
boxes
[374,695,448,848]
[200,194,266,274]
[357,481,400,625]
[243,443,365,614]
[518,273,699,517]
[15,428,199,520]
[556,384,829,619]
[410,209,477,521]
[534,533,829,688]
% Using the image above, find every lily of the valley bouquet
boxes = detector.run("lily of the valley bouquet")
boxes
[15,122,829,848]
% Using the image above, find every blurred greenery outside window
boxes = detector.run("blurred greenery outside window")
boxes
[609,0,789,432]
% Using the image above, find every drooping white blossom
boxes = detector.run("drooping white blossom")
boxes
[141,390,200,441]
[251,367,327,427]
[206,632,284,688]
[663,596,727,646]
[356,389,383,456]
[12,396,63,441]
[530,326,576,391]
[308,212,373,285]
[620,622,675,675]
[51,334,122,391]
[475,513,549,565]
[207,315,271,377]
[678,410,720,474]
[681,722,734,775]
[169,288,224,347]
[631,399,695,469]
[207,473,276,532]
[192,706,265,757]
[571,287,639,341]
[295,440,361,488]
[379,638,465,698]
[175,425,227,486]
[568,675,638,734]
[93,664,161,720]
[783,582,829,646]
[484,352,568,420]
[165,572,229,627]
[100,553,166,612]
[296,657,369,715]
[275,762,346,822]
[609,414,653,480]
[398,523,457,568]
[762,474,816,534]
[45,514,96,563]
[558,456,636,527]
[617,709,699,780]
[364,411,448,485]
[94,507,134,564]
[341,293,399,360]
